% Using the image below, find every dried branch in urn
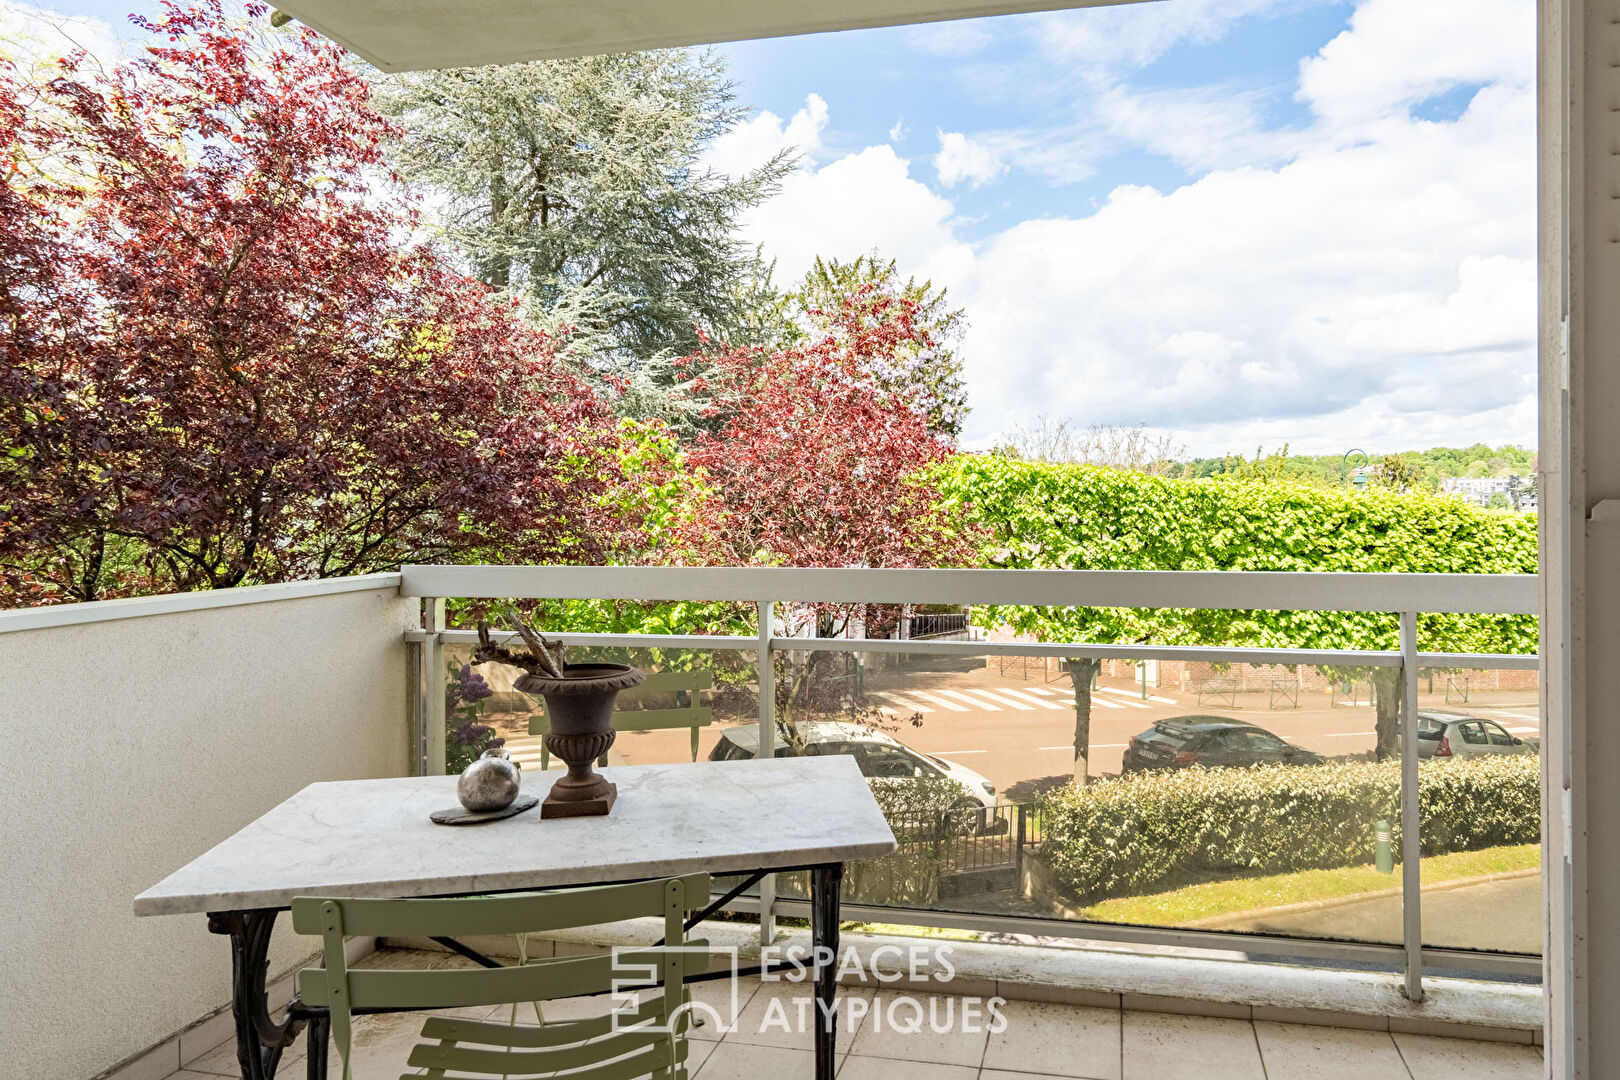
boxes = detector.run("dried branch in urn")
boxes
[471,613,569,678]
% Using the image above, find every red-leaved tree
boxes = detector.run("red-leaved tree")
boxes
[0,2,622,605]
[682,291,976,748]
[686,291,969,573]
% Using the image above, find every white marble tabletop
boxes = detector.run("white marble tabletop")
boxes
[134,756,897,916]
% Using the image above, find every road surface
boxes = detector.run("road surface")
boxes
[1211,874,1541,954]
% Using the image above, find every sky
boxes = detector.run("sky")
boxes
[5,0,1538,458]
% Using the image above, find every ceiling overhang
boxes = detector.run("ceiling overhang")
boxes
[268,0,1144,73]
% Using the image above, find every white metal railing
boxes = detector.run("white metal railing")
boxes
[401,565,1542,996]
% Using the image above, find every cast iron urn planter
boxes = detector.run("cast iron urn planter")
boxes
[515,663,645,818]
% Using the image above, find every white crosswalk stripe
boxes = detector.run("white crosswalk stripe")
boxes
[907,690,969,712]
[1090,697,1124,709]
[995,688,1067,709]
[960,688,1034,711]
[938,689,999,710]
[1098,686,1177,705]
[871,690,933,713]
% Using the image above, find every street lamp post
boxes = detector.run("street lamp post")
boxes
[1342,448,1368,492]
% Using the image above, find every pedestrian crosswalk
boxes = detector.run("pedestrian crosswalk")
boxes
[870,690,932,713]
[864,682,1181,715]
[903,689,969,712]
[937,688,1000,710]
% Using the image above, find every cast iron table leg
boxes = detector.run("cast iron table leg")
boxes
[810,863,844,1080]
[207,910,305,1080]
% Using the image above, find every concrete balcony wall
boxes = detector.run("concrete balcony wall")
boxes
[0,576,416,1080]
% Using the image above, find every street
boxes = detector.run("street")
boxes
[1210,873,1542,954]
[517,655,1542,801]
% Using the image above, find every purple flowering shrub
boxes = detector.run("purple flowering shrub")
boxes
[445,662,506,773]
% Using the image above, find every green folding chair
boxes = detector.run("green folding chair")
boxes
[529,668,714,769]
[291,874,709,1080]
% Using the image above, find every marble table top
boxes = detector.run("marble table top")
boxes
[134,756,897,917]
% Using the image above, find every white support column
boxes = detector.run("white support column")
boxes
[423,598,446,776]
[756,599,777,944]
[1398,611,1424,1002]
[1540,1,1620,1074]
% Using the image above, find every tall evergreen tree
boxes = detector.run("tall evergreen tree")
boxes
[373,51,791,377]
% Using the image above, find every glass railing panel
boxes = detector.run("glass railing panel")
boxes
[1415,664,1543,956]
[763,647,1416,946]
[441,640,760,772]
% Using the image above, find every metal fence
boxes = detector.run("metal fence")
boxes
[905,612,970,638]
[400,564,1540,999]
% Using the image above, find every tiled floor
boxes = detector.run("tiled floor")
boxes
[163,950,1542,1080]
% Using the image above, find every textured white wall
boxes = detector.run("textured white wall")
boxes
[0,581,416,1080]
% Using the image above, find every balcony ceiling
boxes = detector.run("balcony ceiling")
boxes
[268,0,1141,72]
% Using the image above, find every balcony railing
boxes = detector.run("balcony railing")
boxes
[400,565,1541,1002]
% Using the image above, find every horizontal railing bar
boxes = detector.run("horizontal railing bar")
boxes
[781,636,1405,667]
[725,896,1540,978]
[424,629,759,651]
[399,565,1538,615]
[421,628,1535,671]
[1419,651,1542,671]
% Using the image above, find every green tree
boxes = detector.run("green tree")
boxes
[374,51,791,379]
[1375,453,1425,492]
[933,456,1537,781]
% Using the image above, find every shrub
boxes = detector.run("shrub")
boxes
[1035,756,1539,903]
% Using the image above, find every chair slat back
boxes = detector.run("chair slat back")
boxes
[291,873,707,1080]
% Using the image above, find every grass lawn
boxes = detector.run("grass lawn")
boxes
[1074,844,1541,926]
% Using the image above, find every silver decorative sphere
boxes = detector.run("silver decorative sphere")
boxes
[458,747,521,812]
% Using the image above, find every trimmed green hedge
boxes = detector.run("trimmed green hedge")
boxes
[1035,756,1539,903]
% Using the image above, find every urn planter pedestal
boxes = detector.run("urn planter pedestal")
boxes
[514,663,645,818]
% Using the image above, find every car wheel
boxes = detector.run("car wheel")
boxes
[951,796,988,834]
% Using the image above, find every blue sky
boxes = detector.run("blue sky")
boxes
[721,4,1359,241]
[6,0,1537,456]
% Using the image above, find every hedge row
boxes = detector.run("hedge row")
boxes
[1035,755,1539,903]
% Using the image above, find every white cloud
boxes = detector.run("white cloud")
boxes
[1032,0,1310,73]
[719,0,1537,456]
[888,116,907,143]
[738,139,972,289]
[706,93,829,178]
[933,130,1007,188]
[1298,0,1534,128]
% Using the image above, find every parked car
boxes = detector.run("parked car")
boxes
[709,721,1002,831]
[1416,710,1539,759]
[1122,716,1324,772]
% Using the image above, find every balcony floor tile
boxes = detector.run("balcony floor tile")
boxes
[156,950,1545,1080]
[1121,1011,1266,1080]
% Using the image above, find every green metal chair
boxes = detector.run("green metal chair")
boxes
[529,668,714,769]
[291,874,709,1080]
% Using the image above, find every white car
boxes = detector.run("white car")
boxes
[708,720,1003,831]
[1416,710,1539,759]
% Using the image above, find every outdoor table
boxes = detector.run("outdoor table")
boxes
[135,755,896,1080]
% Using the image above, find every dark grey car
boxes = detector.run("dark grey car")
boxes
[1122,716,1325,772]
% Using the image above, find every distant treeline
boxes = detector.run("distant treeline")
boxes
[1163,443,1535,490]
